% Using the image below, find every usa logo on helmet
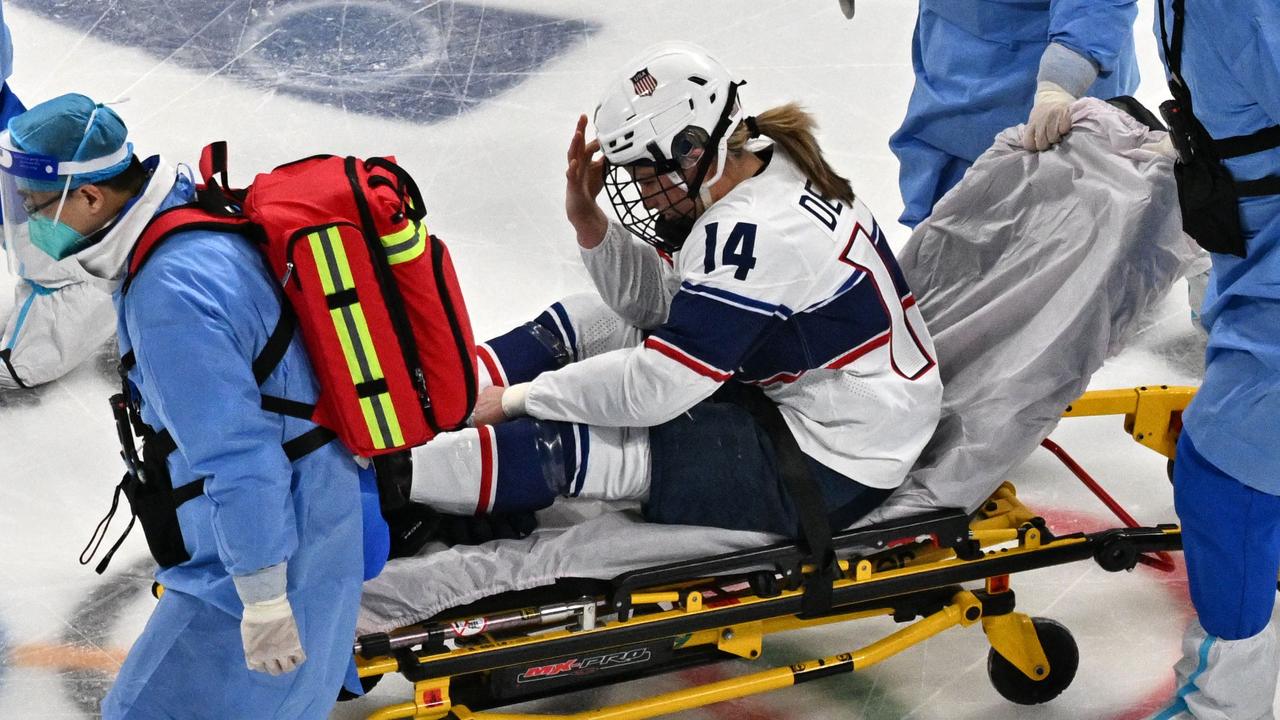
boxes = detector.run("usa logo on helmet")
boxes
[631,68,657,97]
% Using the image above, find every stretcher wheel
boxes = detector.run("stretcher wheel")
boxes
[987,618,1078,705]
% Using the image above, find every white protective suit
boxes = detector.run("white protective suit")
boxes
[1,211,124,389]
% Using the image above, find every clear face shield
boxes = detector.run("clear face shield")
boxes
[0,136,71,266]
[0,113,130,264]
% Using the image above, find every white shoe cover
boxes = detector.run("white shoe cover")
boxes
[1149,620,1279,720]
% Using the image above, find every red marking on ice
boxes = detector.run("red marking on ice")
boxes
[676,665,788,720]
[1032,505,1192,720]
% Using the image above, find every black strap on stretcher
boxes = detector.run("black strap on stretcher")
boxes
[720,384,836,618]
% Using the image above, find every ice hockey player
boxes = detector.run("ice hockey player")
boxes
[404,42,943,549]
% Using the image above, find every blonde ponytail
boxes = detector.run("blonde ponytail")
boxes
[728,103,854,204]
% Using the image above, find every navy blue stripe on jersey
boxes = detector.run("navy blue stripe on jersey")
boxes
[535,302,579,362]
[679,281,793,319]
[735,272,895,385]
[483,323,562,385]
[570,423,590,497]
[491,419,563,513]
[646,286,784,381]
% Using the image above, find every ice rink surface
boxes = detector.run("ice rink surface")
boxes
[0,1,1252,718]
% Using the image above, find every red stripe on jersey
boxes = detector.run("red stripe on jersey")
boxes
[643,337,733,382]
[826,332,891,370]
[903,295,917,310]
[748,332,891,386]
[475,425,495,515]
[476,344,506,387]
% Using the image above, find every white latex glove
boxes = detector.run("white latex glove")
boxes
[241,594,306,675]
[1022,81,1076,152]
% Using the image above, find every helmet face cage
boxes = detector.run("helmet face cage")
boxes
[600,89,740,254]
[602,158,700,254]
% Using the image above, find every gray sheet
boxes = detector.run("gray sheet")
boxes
[858,98,1197,524]
[357,99,1198,635]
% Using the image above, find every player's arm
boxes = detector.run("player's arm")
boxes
[580,220,674,330]
[511,216,808,427]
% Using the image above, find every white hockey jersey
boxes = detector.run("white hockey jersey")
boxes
[526,148,943,489]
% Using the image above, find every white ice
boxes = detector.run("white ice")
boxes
[0,1,1251,718]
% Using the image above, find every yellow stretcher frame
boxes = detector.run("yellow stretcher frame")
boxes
[351,386,1193,720]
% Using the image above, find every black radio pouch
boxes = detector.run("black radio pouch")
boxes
[1160,96,1247,258]
[81,393,195,574]
[121,431,195,568]
[1158,0,1247,258]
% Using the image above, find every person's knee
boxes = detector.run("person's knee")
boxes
[535,293,638,360]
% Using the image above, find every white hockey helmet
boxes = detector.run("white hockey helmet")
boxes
[594,41,744,252]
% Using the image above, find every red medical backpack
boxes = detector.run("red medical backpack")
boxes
[125,142,477,456]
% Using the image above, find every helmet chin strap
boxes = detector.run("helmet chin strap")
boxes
[682,81,742,210]
[696,149,727,207]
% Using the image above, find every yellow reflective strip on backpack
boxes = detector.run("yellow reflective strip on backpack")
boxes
[309,225,404,449]
[325,226,357,289]
[308,231,338,295]
[358,396,388,450]
[339,290,403,448]
[381,220,416,246]
[380,393,405,446]
[382,221,427,265]
[329,306,363,383]
[346,302,385,380]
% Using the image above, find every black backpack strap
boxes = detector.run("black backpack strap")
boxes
[253,299,297,385]
[716,383,836,618]
[1236,176,1280,198]
[1215,125,1280,160]
[283,426,338,462]
[1158,0,1280,198]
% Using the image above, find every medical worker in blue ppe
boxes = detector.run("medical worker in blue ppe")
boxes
[0,0,21,123]
[0,0,42,392]
[889,0,1140,228]
[1148,1,1280,718]
[0,93,382,718]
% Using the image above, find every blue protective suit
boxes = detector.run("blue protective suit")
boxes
[890,0,1140,227]
[101,177,367,719]
[1169,1,1280,498]
[0,1,21,157]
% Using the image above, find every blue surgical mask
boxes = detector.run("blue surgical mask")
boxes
[28,213,90,260]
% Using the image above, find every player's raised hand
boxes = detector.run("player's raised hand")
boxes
[565,113,609,249]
